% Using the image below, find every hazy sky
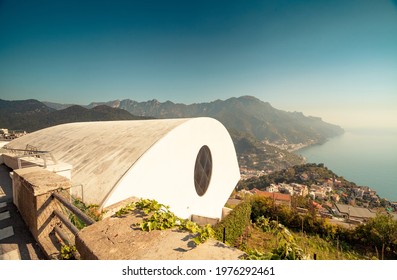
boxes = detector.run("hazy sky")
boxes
[1,0,396,128]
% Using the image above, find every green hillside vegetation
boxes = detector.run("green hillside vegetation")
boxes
[220,195,397,260]
[0,99,150,132]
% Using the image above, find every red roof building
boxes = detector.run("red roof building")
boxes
[250,188,291,207]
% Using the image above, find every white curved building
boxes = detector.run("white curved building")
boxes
[4,118,240,219]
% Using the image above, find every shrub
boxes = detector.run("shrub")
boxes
[60,245,77,260]
[214,200,251,245]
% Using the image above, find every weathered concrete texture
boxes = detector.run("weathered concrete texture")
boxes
[5,119,188,207]
[12,167,72,258]
[76,213,245,260]
[14,167,71,196]
[1,154,32,170]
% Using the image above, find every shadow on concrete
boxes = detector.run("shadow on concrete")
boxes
[0,164,13,203]
[0,164,46,259]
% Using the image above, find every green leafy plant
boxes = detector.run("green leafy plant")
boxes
[69,213,86,230]
[67,198,105,229]
[254,216,272,232]
[60,244,77,260]
[243,249,272,260]
[72,198,104,221]
[268,222,308,260]
[114,202,136,217]
[141,208,177,231]
[192,224,216,245]
[180,219,201,233]
[115,198,216,245]
[136,199,163,214]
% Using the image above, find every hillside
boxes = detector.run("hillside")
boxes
[0,99,54,131]
[230,130,304,177]
[229,195,396,260]
[47,96,344,145]
[0,99,149,132]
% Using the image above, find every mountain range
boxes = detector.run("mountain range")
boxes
[0,99,149,132]
[42,95,344,144]
[1,96,343,173]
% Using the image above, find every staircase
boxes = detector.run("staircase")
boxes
[0,164,45,260]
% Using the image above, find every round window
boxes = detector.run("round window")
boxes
[194,145,212,196]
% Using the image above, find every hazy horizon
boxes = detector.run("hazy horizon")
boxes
[1,0,396,129]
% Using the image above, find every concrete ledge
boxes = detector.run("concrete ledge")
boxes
[101,196,140,219]
[222,207,233,219]
[12,167,72,259]
[191,214,219,226]
[14,167,70,196]
[76,213,244,260]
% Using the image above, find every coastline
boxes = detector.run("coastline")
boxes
[296,128,397,202]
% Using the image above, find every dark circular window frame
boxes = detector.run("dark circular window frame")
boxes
[194,145,213,196]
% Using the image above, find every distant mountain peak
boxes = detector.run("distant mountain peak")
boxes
[238,95,260,101]
[34,95,344,145]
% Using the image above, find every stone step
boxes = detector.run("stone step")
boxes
[0,226,14,241]
[0,211,10,221]
[0,248,20,260]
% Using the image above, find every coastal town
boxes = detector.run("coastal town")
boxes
[236,162,397,227]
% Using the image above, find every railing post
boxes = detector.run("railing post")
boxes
[52,192,95,226]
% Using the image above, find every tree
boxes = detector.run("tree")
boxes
[355,214,397,259]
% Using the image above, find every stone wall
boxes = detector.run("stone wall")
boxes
[12,167,72,258]
[2,154,21,170]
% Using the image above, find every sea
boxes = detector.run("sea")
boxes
[296,127,397,202]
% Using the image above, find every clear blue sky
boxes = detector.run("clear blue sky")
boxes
[1,0,396,128]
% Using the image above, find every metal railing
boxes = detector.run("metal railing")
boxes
[50,192,95,246]
[2,146,58,169]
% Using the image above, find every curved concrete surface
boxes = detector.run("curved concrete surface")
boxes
[5,118,240,219]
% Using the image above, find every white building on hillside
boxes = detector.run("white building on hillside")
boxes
[3,118,240,220]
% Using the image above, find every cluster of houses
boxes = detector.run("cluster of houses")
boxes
[232,178,396,226]
[262,181,340,202]
[239,167,267,179]
[262,139,313,152]
[347,186,381,206]
[0,128,27,140]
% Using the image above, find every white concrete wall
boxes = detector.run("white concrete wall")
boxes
[0,141,9,149]
[0,141,9,164]
[102,117,240,220]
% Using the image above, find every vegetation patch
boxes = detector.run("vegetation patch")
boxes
[213,200,251,246]
[59,244,77,260]
[245,195,397,259]
[115,198,215,245]
[68,197,104,230]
